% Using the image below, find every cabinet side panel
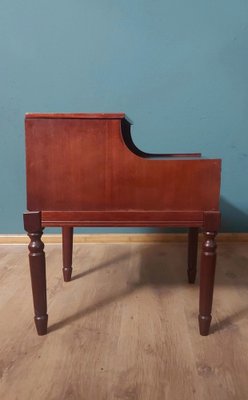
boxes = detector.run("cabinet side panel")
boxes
[25,118,110,210]
[25,118,221,212]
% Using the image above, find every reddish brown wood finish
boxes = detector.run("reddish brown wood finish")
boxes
[62,227,73,282]
[41,210,204,227]
[23,211,48,335]
[187,228,199,284]
[23,113,221,336]
[199,231,217,335]
[25,116,220,212]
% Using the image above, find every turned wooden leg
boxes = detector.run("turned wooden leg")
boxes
[198,231,217,336]
[187,227,199,283]
[23,212,48,335]
[62,227,73,282]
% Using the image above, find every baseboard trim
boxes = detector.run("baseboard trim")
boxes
[0,233,247,245]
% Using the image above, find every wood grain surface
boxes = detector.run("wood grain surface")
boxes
[1,241,247,399]
[25,117,221,212]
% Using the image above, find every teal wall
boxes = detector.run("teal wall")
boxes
[0,1,248,233]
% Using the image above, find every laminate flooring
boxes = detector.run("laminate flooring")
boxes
[0,241,248,400]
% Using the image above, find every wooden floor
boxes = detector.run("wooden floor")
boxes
[0,241,248,400]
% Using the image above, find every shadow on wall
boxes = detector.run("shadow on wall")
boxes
[220,197,248,232]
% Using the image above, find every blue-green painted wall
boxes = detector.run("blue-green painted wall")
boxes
[0,1,248,233]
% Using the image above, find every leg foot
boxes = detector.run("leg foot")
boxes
[35,315,48,336]
[62,227,73,282]
[198,315,212,336]
[187,227,198,283]
[198,231,217,336]
[63,267,72,282]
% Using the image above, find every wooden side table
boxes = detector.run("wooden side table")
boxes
[23,113,221,336]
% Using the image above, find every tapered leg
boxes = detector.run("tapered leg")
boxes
[62,227,73,282]
[198,231,217,336]
[187,227,199,283]
[23,212,48,335]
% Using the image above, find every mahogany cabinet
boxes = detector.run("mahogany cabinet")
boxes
[23,113,221,336]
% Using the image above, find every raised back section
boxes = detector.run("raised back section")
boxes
[25,113,221,213]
